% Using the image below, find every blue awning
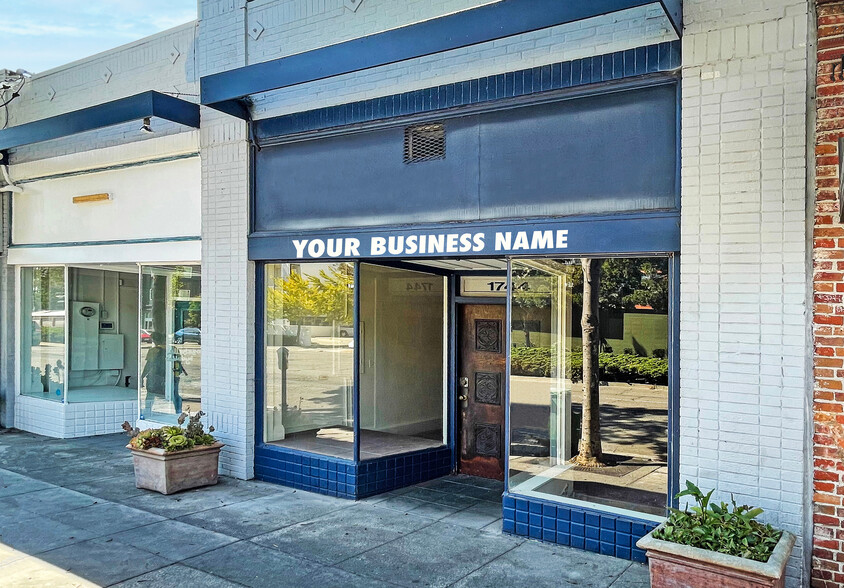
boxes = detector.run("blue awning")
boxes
[200,0,681,119]
[0,91,200,153]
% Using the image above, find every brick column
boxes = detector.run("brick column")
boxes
[814,3,844,586]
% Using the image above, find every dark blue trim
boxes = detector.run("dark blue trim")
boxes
[668,254,681,507]
[10,235,201,249]
[357,447,452,498]
[362,259,452,277]
[201,1,681,116]
[255,263,266,456]
[254,42,680,140]
[448,276,458,472]
[353,262,361,463]
[255,444,358,499]
[0,91,200,152]
[502,492,657,562]
[254,442,451,499]
[659,0,683,37]
[248,212,680,261]
[454,296,506,305]
[504,260,513,494]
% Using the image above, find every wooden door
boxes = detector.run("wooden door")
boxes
[458,304,506,480]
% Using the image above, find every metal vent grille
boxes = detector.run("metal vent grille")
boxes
[404,123,445,163]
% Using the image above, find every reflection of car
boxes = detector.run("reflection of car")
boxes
[174,327,201,344]
[141,329,152,344]
[339,325,353,337]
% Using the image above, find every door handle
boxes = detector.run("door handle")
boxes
[458,377,469,410]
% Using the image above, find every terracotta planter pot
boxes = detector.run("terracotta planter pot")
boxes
[128,442,224,495]
[636,523,795,588]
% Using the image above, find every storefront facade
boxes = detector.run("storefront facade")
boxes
[0,0,816,585]
[0,25,204,436]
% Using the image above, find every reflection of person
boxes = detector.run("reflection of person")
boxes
[141,332,166,416]
[172,345,188,414]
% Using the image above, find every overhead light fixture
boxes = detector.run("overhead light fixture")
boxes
[140,117,153,134]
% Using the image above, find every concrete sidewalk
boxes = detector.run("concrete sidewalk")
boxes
[0,429,648,587]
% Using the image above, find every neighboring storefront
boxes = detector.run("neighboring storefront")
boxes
[813,2,844,586]
[0,24,203,436]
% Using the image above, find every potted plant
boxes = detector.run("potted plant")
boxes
[122,411,223,495]
[636,481,795,588]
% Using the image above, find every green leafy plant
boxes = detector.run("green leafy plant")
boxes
[122,410,216,453]
[653,481,782,562]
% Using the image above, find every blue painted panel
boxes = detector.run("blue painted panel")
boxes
[478,84,677,219]
[500,491,659,561]
[253,85,677,234]
[201,0,681,112]
[254,117,480,232]
[247,213,680,261]
[0,91,200,152]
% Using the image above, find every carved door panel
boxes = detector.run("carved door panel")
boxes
[459,304,506,480]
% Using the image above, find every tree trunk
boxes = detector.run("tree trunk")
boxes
[574,258,604,467]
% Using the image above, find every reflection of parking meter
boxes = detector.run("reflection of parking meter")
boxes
[268,346,289,441]
[277,346,289,410]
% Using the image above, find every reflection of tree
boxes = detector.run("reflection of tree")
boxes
[510,267,553,348]
[35,267,64,310]
[267,263,354,325]
[571,258,669,312]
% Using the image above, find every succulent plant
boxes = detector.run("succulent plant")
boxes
[122,409,216,453]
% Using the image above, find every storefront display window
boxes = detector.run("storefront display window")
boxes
[65,267,139,403]
[140,265,202,423]
[263,262,355,457]
[359,263,446,457]
[20,266,67,402]
[508,256,669,517]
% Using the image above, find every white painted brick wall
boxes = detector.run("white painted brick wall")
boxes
[680,1,811,585]
[5,22,198,164]
[198,0,253,478]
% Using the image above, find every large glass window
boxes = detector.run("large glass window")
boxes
[263,262,355,457]
[21,267,66,402]
[140,265,202,423]
[358,263,446,458]
[66,266,139,403]
[508,257,669,517]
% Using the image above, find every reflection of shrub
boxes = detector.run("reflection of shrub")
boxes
[510,347,668,384]
[511,346,553,377]
[42,326,65,343]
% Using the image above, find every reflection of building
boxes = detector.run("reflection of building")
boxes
[0,0,816,584]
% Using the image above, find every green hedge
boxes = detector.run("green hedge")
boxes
[510,346,668,384]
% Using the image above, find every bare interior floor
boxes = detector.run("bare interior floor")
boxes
[268,426,444,460]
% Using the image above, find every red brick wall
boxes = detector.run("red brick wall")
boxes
[815,3,844,587]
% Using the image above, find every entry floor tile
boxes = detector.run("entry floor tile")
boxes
[337,521,524,588]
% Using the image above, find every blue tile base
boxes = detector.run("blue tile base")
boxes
[255,444,452,500]
[501,492,658,562]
